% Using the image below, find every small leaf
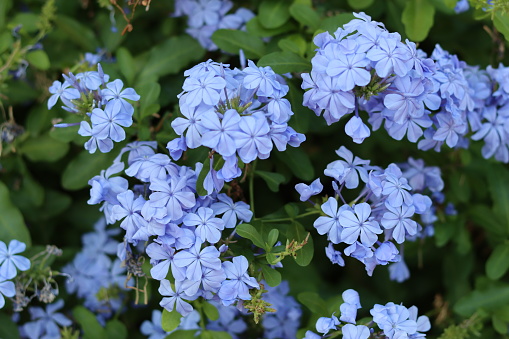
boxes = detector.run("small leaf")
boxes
[236,223,266,249]
[261,265,282,287]
[276,147,314,181]
[105,320,127,339]
[320,13,356,35]
[202,301,219,321]
[298,292,329,315]
[166,330,198,339]
[201,330,232,339]
[287,221,313,266]
[255,170,285,192]
[61,149,118,190]
[20,134,69,162]
[55,15,98,51]
[277,34,307,56]
[259,0,291,29]
[73,306,105,339]
[488,165,509,233]
[161,308,181,333]
[138,82,161,121]
[289,3,320,31]
[454,283,509,317]
[267,229,279,248]
[494,12,509,42]
[402,0,435,42]
[486,242,509,280]
[26,50,50,70]
[0,181,31,245]
[258,51,311,74]
[246,16,296,38]
[211,29,266,59]
[116,47,136,84]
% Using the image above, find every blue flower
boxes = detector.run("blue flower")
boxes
[159,279,198,317]
[0,278,15,309]
[183,207,225,244]
[242,60,282,97]
[313,197,345,244]
[90,105,133,142]
[201,109,241,157]
[315,315,339,334]
[101,79,140,115]
[47,80,80,110]
[173,239,221,282]
[23,299,72,339]
[231,113,272,163]
[295,178,323,202]
[342,324,370,339]
[381,204,418,244]
[340,203,382,247]
[210,193,253,229]
[182,71,226,107]
[0,240,30,280]
[218,255,259,306]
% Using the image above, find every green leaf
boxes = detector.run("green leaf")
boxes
[319,13,356,34]
[211,29,266,59]
[166,330,199,339]
[486,242,509,280]
[255,170,285,192]
[236,223,266,249]
[105,320,128,339]
[259,0,291,29]
[26,50,50,70]
[200,330,232,339]
[402,0,435,42]
[0,181,31,245]
[288,221,313,266]
[20,134,69,162]
[347,0,374,9]
[261,265,282,287]
[61,149,118,190]
[73,306,105,339]
[488,165,509,233]
[258,51,311,74]
[494,12,509,42]
[267,229,279,248]
[161,308,181,333]
[469,205,506,237]
[0,0,13,31]
[202,301,219,321]
[277,34,307,56]
[0,312,19,339]
[55,15,98,51]
[276,147,314,181]
[454,283,509,317]
[116,47,136,85]
[0,32,12,54]
[246,16,296,38]
[297,292,329,315]
[139,35,205,81]
[288,3,321,31]
[138,82,161,120]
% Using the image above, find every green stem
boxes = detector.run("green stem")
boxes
[259,210,321,223]
[249,160,257,217]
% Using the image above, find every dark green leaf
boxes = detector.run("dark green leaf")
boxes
[401,0,435,42]
[138,82,161,121]
[0,181,31,245]
[139,35,205,81]
[488,165,509,233]
[261,265,282,287]
[277,34,307,56]
[61,149,118,190]
[289,3,320,31]
[236,223,266,249]
[211,29,266,59]
[200,330,232,339]
[0,311,19,339]
[297,292,329,315]
[255,170,285,192]
[20,134,69,162]
[26,50,50,70]
[276,147,314,181]
[105,320,128,339]
[347,0,374,9]
[486,242,509,280]
[259,0,291,29]
[258,51,311,74]
[55,15,98,51]
[161,308,181,333]
[203,301,219,321]
[494,12,509,42]
[246,16,296,38]
[320,13,356,34]
[0,32,12,54]
[73,306,105,339]
[454,283,509,317]
[0,0,12,30]
[116,47,136,85]
[469,205,506,237]
[166,330,199,339]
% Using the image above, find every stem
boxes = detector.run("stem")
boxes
[249,160,257,217]
[259,210,321,223]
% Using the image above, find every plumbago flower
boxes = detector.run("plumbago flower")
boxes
[301,146,444,280]
[47,64,140,154]
[171,59,305,194]
[305,289,430,338]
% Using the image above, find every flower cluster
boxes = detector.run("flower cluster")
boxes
[304,289,430,339]
[173,0,254,51]
[19,299,72,339]
[140,309,200,339]
[88,140,260,317]
[261,281,302,339]
[62,218,128,323]
[303,12,509,164]
[169,59,305,193]
[48,64,140,154]
[298,147,443,280]
[0,240,30,309]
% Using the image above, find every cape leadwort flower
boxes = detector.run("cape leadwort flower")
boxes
[48,64,140,154]
[304,147,444,280]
